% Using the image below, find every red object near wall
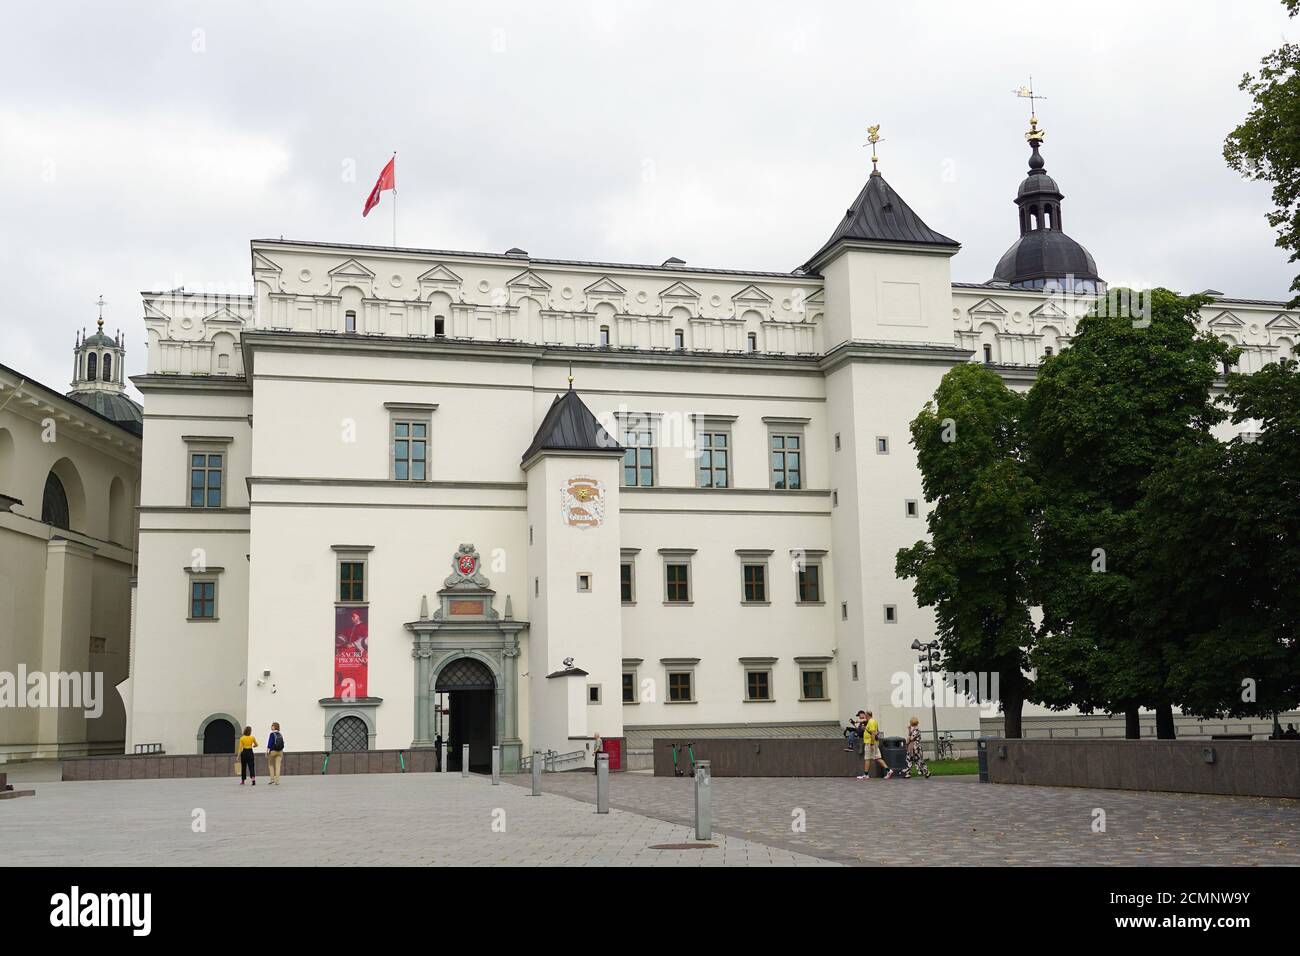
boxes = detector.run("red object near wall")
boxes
[601,737,624,771]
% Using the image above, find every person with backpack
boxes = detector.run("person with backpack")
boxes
[238,726,258,786]
[266,722,285,785]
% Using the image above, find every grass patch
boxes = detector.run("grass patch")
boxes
[924,757,979,776]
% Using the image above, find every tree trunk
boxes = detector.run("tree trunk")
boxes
[1155,702,1177,740]
[1000,664,1024,739]
[1124,705,1141,740]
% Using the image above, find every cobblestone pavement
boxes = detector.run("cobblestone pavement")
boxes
[503,772,1300,866]
[0,773,838,867]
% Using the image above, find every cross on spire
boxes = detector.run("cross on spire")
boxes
[95,294,106,331]
[1014,78,1046,143]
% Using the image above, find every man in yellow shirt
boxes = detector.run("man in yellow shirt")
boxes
[856,710,892,780]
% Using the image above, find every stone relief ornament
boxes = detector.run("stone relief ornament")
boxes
[561,476,605,530]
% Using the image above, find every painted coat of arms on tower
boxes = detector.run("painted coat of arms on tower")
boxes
[561,476,605,529]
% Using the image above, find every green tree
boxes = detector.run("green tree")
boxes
[1137,358,1300,721]
[896,362,1036,737]
[1024,289,1233,738]
[1224,0,1300,306]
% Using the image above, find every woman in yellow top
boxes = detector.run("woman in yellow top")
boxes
[238,726,258,785]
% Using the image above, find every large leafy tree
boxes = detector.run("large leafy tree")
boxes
[896,362,1037,737]
[1225,0,1300,306]
[1137,358,1300,721]
[1024,289,1233,738]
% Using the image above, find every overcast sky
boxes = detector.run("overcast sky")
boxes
[2,0,1296,396]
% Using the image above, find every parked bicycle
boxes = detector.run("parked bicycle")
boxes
[935,732,956,760]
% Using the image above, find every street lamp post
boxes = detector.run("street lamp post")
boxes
[912,638,942,761]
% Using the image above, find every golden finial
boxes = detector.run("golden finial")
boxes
[865,124,883,174]
[1014,78,1046,143]
[567,363,574,389]
[95,294,106,332]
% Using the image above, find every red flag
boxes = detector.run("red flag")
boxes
[362,155,395,217]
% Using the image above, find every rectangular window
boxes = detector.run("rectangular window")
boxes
[742,564,767,603]
[665,563,690,603]
[668,671,693,702]
[588,684,601,704]
[801,669,827,701]
[770,434,802,489]
[344,310,357,333]
[621,672,636,704]
[747,332,757,352]
[876,436,889,454]
[906,499,919,517]
[841,601,848,620]
[620,562,635,604]
[189,453,224,508]
[392,420,428,481]
[621,418,655,487]
[190,580,216,620]
[576,572,592,593]
[599,325,611,347]
[797,563,822,603]
[745,670,771,701]
[834,432,841,452]
[338,561,365,603]
[697,431,729,488]
[434,316,446,337]
[983,343,993,364]
[673,329,685,350]
[884,605,897,623]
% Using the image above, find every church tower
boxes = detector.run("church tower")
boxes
[68,297,143,435]
[990,112,1104,293]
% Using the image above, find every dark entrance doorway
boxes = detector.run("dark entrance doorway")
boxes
[202,718,236,754]
[436,658,495,772]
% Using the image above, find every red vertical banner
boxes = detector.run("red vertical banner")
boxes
[334,606,369,699]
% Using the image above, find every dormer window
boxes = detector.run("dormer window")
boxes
[673,329,685,350]
[345,310,357,333]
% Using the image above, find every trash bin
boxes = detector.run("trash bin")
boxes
[879,736,908,777]
[977,737,989,782]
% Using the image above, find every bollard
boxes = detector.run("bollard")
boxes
[595,753,609,814]
[491,745,501,785]
[530,749,541,796]
[694,759,712,841]
[462,744,470,778]
[440,741,448,774]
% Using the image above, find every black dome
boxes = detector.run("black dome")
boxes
[993,229,1101,289]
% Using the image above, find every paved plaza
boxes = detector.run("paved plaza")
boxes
[505,771,1300,866]
[0,771,834,867]
[1,766,1295,866]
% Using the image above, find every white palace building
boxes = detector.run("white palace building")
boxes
[120,127,1298,770]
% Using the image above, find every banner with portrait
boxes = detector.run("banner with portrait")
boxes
[334,606,369,699]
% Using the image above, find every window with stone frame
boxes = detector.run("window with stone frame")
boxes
[620,415,656,487]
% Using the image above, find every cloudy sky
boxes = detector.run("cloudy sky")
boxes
[2,0,1295,395]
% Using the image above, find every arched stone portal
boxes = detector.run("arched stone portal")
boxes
[435,657,496,772]
[406,545,526,772]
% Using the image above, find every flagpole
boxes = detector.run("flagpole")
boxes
[392,151,397,247]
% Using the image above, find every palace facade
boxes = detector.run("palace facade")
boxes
[122,130,1297,768]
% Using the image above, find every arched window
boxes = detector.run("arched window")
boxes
[87,352,97,380]
[331,715,369,752]
[103,353,112,382]
[42,472,70,529]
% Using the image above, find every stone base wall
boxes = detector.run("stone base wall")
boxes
[651,737,867,777]
[986,738,1299,799]
[61,749,439,781]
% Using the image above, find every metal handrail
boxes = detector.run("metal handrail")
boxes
[519,748,587,772]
